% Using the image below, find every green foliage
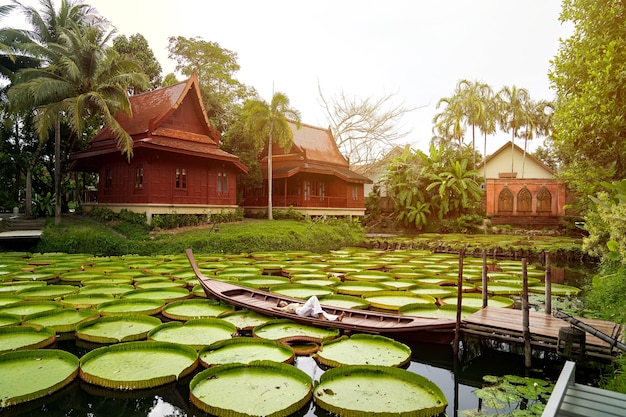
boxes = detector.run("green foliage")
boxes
[32,192,54,217]
[584,266,626,323]
[463,374,553,417]
[112,33,162,90]
[600,353,626,394]
[549,0,626,198]
[582,180,626,263]
[35,217,365,256]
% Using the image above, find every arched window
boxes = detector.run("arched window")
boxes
[498,187,514,213]
[517,187,532,213]
[537,186,552,213]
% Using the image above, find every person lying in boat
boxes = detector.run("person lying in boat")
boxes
[273,295,345,321]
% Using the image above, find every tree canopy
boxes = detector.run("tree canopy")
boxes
[112,33,162,91]
[548,0,626,199]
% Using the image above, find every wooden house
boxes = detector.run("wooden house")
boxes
[477,141,566,227]
[71,74,248,224]
[241,122,372,216]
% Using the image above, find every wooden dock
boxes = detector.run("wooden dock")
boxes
[461,307,623,360]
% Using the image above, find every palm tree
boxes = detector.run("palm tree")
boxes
[425,158,483,219]
[496,85,531,177]
[456,80,494,170]
[432,92,465,148]
[9,22,147,224]
[519,99,553,177]
[243,92,301,220]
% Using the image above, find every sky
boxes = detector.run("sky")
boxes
[4,0,572,156]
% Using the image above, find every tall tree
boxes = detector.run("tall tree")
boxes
[112,33,162,91]
[496,85,532,176]
[243,92,301,220]
[456,80,493,169]
[318,85,414,165]
[432,91,466,148]
[518,99,553,177]
[549,0,626,199]
[9,21,147,223]
[167,36,255,132]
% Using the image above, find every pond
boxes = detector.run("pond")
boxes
[0,249,594,416]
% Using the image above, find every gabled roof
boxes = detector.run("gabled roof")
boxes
[476,141,555,176]
[262,121,371,183]
[71,74,247,173]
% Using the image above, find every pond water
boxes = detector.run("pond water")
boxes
[4,335,572,417]
[0,250,598,417]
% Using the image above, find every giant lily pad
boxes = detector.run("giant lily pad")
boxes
[77,283,134,297]
[0,313,20,327]
[122,287,191,302]
[161,298,234,321]
[0,349,79,407]
[252,319,340,343]
[97,298,164,316]
[440,293,514,309]
[333,281,391,296]
[344,270,393,282]
[269,283,334,299]
[313,365,447,417]
[0,325,56,352]
[0,281,47,294]
[529,283,581,296]
[60,293,115,309]
[0,294,23,306]
[315,334,411,368]
[238,276,290,290]
[0,301,62,320]
[199,337,294,367]
[25,308,99,333]
[147,318,236,349]
[16,284,78,301]
[76,314,162,344]
[190,361,312,417]
[318,294,370,310]
[218,310,272,331]
[79,341,198,390]
[363,291,436,311]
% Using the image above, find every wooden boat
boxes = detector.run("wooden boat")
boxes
[186,249,456,341]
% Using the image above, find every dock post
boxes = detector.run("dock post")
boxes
[522,258,532,369]
[482,249,488,308]
[453,249,465,357]
[545,251,552,314]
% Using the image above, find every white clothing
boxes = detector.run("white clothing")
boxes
[295,295,339,321]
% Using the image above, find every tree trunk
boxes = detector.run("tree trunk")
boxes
[25,138,45,218]
[267,117,274,220]
[54,117,61,225]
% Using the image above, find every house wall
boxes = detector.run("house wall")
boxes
[484,144,554,179]
[485,178,566,217]
[97,150,238,206]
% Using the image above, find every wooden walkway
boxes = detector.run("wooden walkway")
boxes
[461,307,624,360]
[542,361,626,417]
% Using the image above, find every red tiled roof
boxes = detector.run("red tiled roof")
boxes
[287,122,348,166]
[72,74,246,173]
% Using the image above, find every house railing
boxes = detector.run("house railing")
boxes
[243,195,352,208]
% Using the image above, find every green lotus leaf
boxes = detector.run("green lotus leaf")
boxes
[148,318,236,349]
[269,283,334,299]
[528,283,581,296]
[0,280,47,294]
[440,293,514,309]
[16,284,78,301]
[218,310,272,330]
[97,298,164,316]
[7,271,57,282]
[315,334,411,368]
[318,294,370,309]
[82,275,134,286]
[363,291,436,311]
[313,365,447,417]
[379,279,420,290]
[79,341,198,390]
[477,282,523,295]
[190,360,311,417]
[199,337,294,367]
[0,313,20,327]
[344,270,393,282]
[0,325,56,352]
[60,293,115,309]
[410,284,456,298]
[76,314,162,344]
[161,298,235,321]
[77,283,135,296]
[0,300,63,320]
[238,275,290,290]
[0,349,79,407]
[252,319,340,343]
[59,271,105,283]
[282,266,323,277]
[122,287,191,302]
[333,281,392,296]
[0,294,24,306]
[24,308,99,333]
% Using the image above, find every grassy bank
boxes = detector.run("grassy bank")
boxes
[33,216,367,256]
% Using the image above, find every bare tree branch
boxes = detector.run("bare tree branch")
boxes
[318,82,418,165]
